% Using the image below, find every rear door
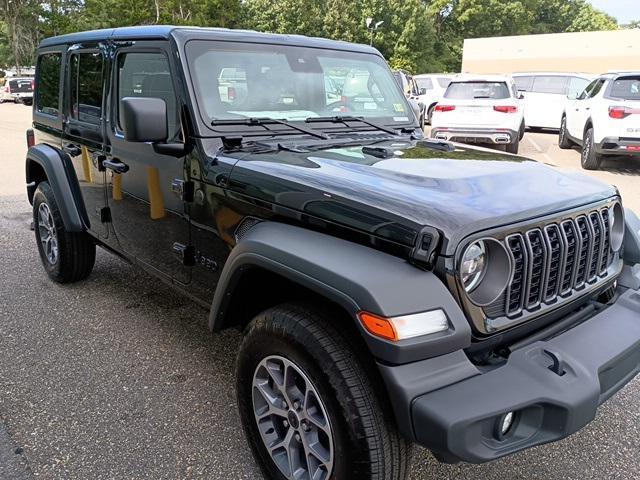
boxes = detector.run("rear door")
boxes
[437,81,515,128]
[62,45,109,239]
[604,75,640,140]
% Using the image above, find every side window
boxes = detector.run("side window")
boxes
[513,76,533,92]
[117,52,179,139]
[579,79,599,100]
[36,53,62,115]
[531,76,567,94]
[69,52,104,124]
[568,77,590,98]
[437,77,451,89]
[589,79,605,98]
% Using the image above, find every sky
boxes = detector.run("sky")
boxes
[589,0,640,23]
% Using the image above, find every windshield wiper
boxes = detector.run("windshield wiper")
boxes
[305,116,400,136]
[211,117,329,140]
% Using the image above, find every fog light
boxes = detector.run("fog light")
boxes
[496,411,515,439]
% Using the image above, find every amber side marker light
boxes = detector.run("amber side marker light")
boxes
[358,310,449,342]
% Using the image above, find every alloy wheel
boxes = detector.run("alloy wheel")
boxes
[252,355,334,480]
[37,202,59,264]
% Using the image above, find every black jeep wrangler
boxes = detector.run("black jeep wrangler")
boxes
[26,26,640,480]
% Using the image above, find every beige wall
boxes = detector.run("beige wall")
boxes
[462,29,640,74]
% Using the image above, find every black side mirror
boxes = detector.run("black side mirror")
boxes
[121,97,168,143]
[419,87,427,95]
[517,90,525,100]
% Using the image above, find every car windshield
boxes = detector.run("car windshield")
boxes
[609,76,640,101]
[186,40,411,125]
[444,81,510,100]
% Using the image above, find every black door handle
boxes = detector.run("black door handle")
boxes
[103,159,129,174]
[62,143,82,157]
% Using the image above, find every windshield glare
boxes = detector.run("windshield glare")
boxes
[186,40,411,125]
[444,81,510,100]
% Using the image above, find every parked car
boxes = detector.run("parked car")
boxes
[414,73,454,124]
[513,72,593,130]
[560,72,640,170]
[0,77,34,105]
[27,26,640,480]
[392,69,424,127]
[431,75,525,153]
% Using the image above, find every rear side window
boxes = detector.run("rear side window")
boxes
[444,81,510,100]
[513,76,533,92]
[117,52,179,138]
[531,76,568,94]
[609,76,640,100]
[69,52,104,124]
[437,77,451,88]
[416,77,433,91]
[36,53,61,115]
[568,77,590,98]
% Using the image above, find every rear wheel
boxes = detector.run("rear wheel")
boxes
[33,181,96,283]
[558,115,572,149]
[426,104,435,125]
[506,138,519,154]
[581,127,602,170]
[237,304,411,480]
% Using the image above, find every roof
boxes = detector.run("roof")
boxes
[511,72,594,78]
[38,25,378,55]
[451,74,513,82]
[414,73,455,78]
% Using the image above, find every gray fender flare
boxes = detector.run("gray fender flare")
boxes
[209,221,471,365]
[26,144,87,232]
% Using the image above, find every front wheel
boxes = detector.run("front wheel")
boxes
[237,304,411,480]
[33,181,96,283]
[581,127,602,170]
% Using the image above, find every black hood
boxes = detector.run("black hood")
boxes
[220,139,617,255]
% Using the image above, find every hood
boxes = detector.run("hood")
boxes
[221,139,617,255]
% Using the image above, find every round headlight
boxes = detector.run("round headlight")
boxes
[461,241,486,292]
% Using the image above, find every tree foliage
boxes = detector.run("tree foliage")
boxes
[0,0,621,73]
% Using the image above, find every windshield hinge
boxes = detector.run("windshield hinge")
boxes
[411,226,441,269]
[221,136,243,151]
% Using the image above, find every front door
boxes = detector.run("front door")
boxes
[63,45,108,239]
[105,46,191,284]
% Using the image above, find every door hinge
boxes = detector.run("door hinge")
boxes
[172,242,195,267]
[100,207,111,223]
[171,179,195,203]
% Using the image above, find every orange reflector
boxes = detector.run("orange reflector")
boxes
[358,312,398,341]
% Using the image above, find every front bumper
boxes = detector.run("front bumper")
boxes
[431,127,517,145]
[379,283,640,463]
[596,136,640,156]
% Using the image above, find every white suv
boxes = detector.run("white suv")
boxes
[560,72,640,170]
[414,74,454,124]
[431,75,525,154]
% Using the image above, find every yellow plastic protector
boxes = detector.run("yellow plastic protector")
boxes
[81,146,93,183]
[146,166,166,219]
[112,173,123,201]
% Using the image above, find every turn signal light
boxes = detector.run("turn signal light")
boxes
[493,105,518,113]
[434,105,455,112]
[358,310,449,342]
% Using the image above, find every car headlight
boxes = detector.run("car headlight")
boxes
[460,238,512,306]
[461,241,486,292]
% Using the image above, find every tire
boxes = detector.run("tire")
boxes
[518,121,525,141]
[558,115,572,149]
[506,138,519,154]
[581,127,602,170]
[237,304,411,480]
[426,104,435,125]
[33,181,96,283]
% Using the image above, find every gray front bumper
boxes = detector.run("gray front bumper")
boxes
[379,284,640,463]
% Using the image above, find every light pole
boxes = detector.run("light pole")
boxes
[366,17,384,47]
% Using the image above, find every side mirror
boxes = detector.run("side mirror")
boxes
[517,90,525,100]
[419,87,427,95]
[121,97,168,143]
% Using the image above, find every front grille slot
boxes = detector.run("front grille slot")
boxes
[489,204,617,321]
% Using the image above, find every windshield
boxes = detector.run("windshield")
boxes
[609,76,640,101]
[444,81,510,100]
[186,40,412,125]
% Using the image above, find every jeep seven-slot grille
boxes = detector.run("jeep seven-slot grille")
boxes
[502,207,613,317]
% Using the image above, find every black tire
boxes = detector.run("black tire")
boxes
[33,181,95,283]
[518,121,525,141]
[558,115,572,149]
[237,304,411,480]
[506,138,519,154]
[426,104,435,125]
[581,127,602,170]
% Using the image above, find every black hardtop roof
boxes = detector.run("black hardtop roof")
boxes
[38,25,379,55]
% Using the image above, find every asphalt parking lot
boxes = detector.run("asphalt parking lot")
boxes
[1,102,639,479]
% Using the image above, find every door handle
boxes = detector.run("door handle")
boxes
[62,143,82,157]
[103,159,129,174]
